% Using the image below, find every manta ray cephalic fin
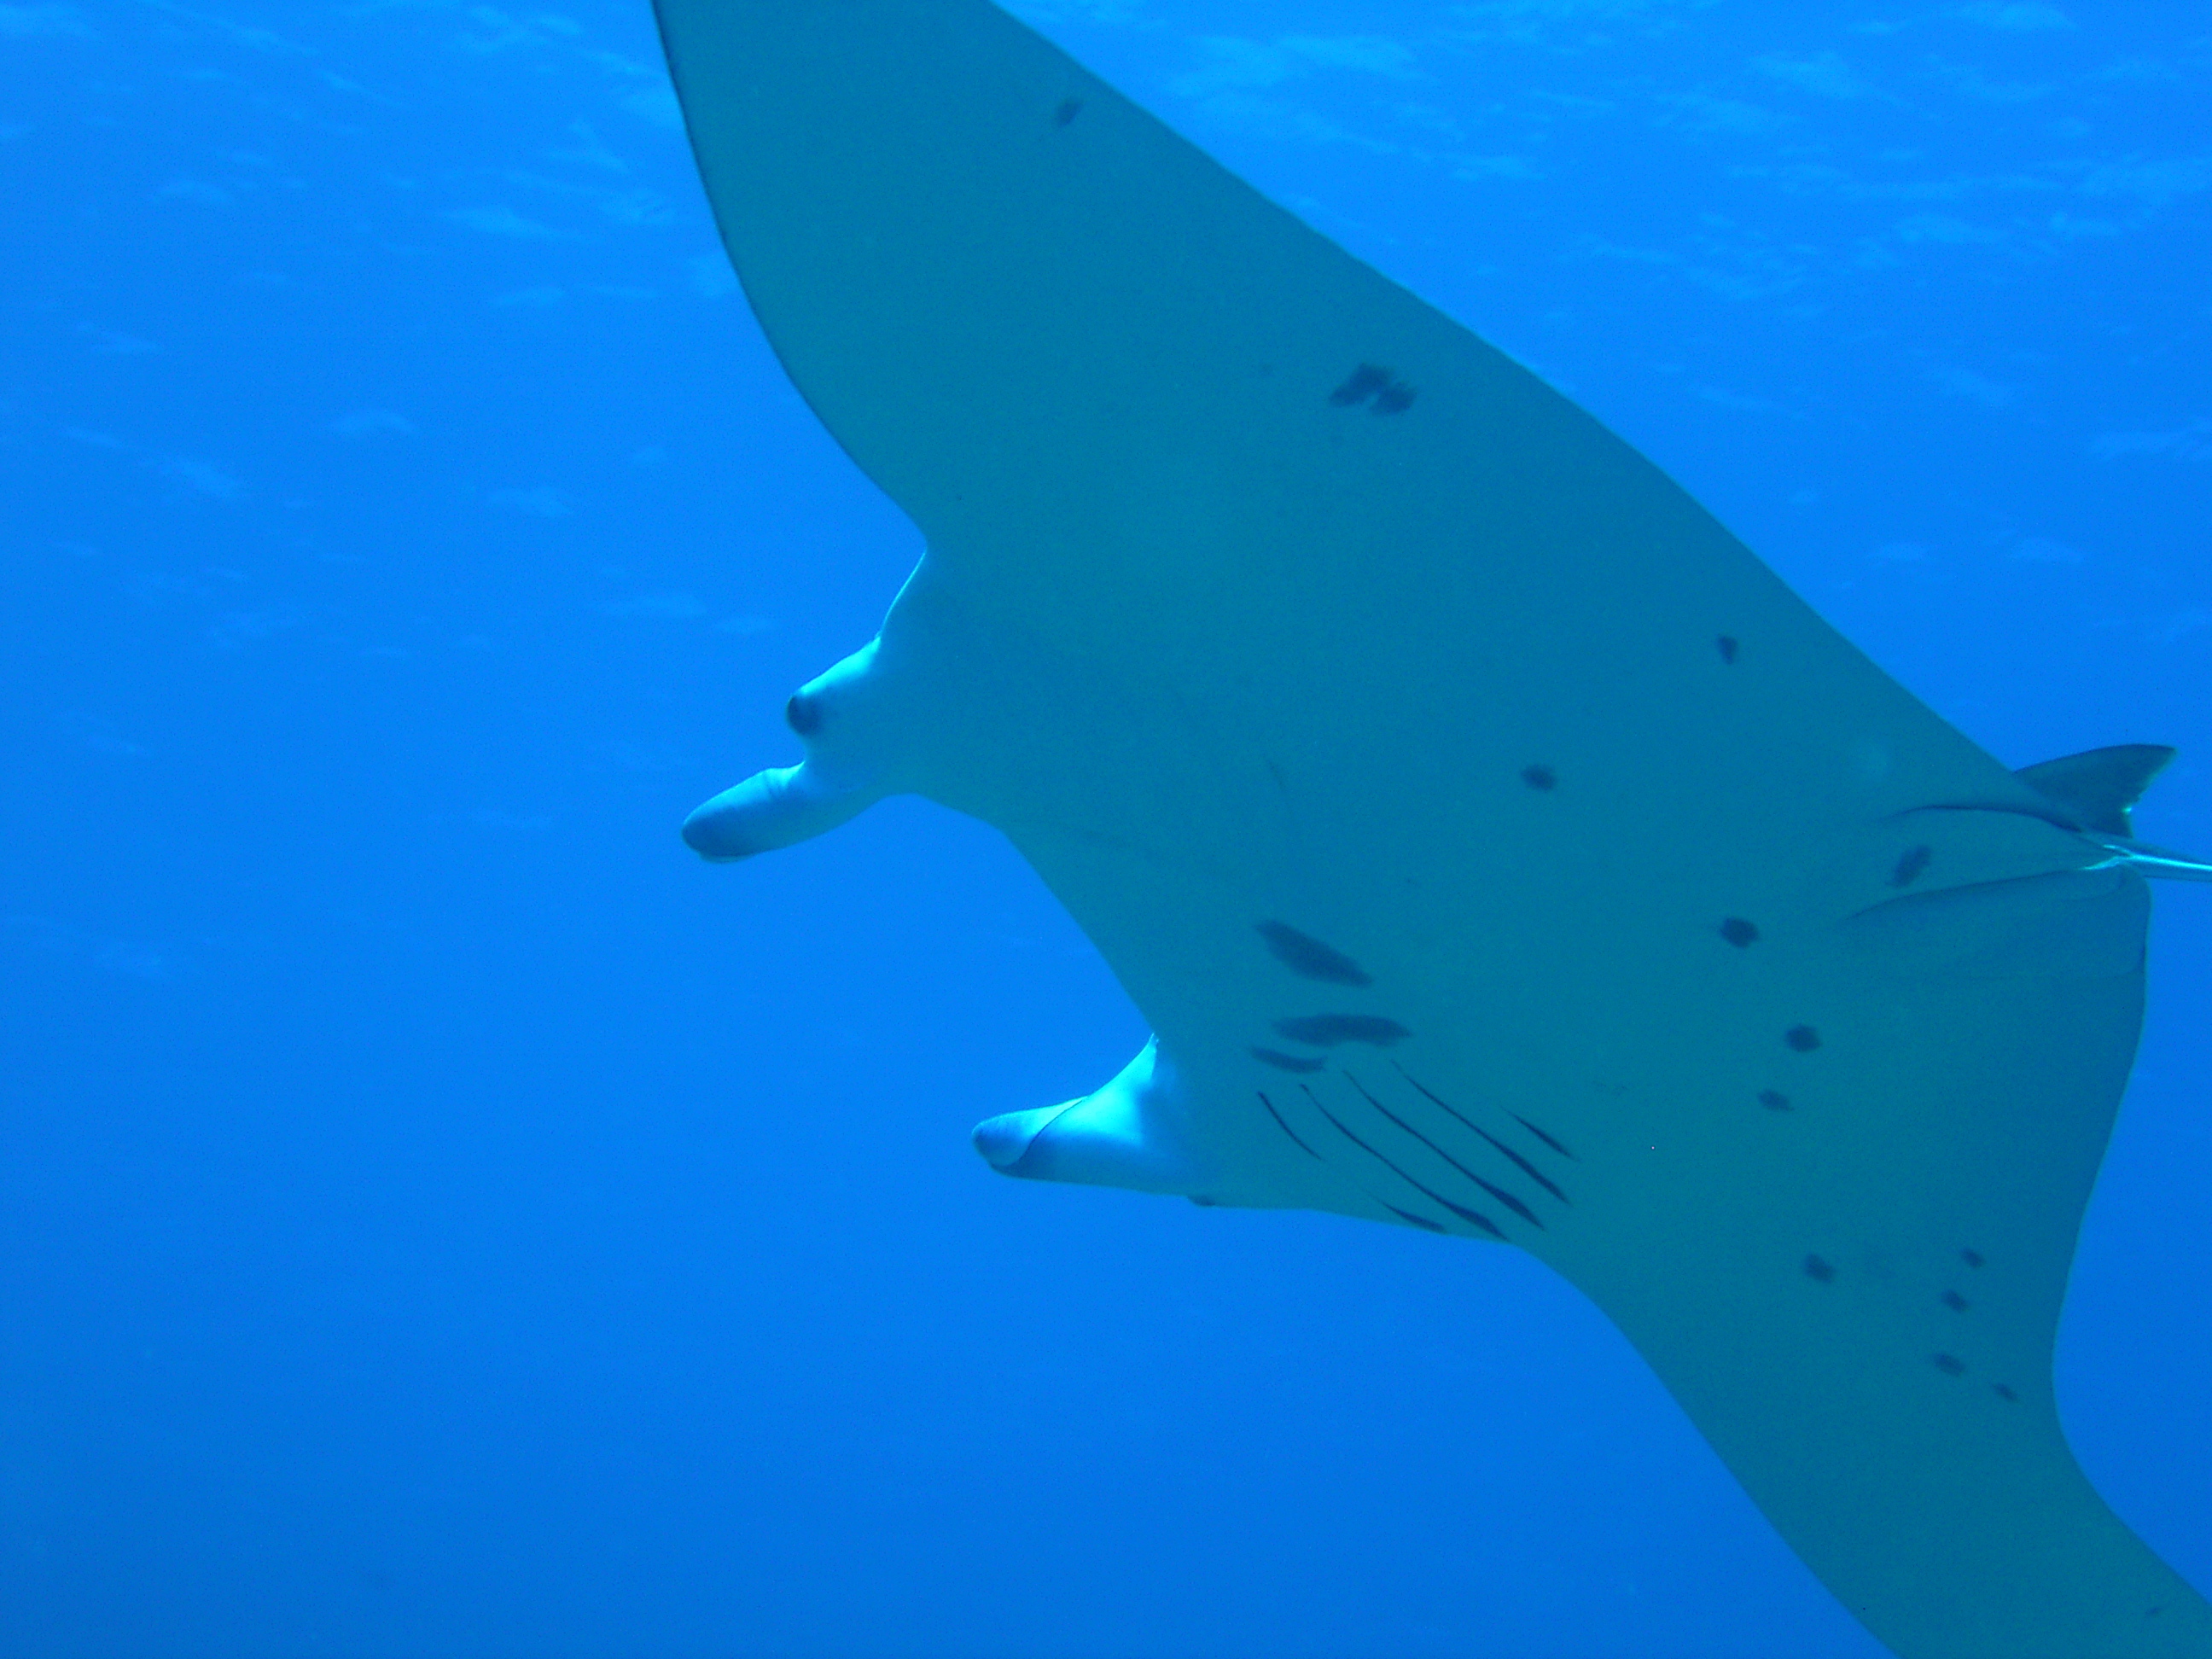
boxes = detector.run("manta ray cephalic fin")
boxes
[972,1039,1208,1197]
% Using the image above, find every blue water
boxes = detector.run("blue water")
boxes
[3,3,2205,1655]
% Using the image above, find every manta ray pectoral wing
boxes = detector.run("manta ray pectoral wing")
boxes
[1562,850,2212,1659]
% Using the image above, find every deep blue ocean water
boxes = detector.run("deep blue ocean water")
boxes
[3,3,2206,1655]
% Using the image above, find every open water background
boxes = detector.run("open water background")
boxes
[2,3,2206,1654]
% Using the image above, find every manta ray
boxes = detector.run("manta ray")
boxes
[649,3,2210,1653]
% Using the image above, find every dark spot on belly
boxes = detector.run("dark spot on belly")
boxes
[1992,1382,2017,1402]
[1328,363,1416,413]
[1889,844,1933,888]
[1758,1090,1791,1110]
[1932,1353,1965,1376]
[1328,364,1392,405]
[1052,96,1083,125]
[1716,635,1739,663]
[1256,920,1372,986]
[1784,1025,1821,1052]
[1804,1254,1835,1282]
[1959,1248,1985,1269]
[1941,1289,1970,1312]
[1273,1015,1410,1048]
[1251,1047,1324,1074]
[785,692,822,736]
[1522,764,1557,791]
[1720,917,1760,947]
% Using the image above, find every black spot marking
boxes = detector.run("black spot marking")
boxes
[1992,1382,2018,1402]
[1274,1015,1410,1049]
[1342,1072,1543,1229]
[784,693,822,736]
[1256,1091,1321,1158]
[1941,1289,1970,1313]
[1188,1194,1218,1207]
[1251,1046,1324,1074]
[1889,843,1933,888]
[1302,1085,1505,1238]
[1328,364,1393,406]
[1511,1114,1575,1160]
[1521,764,1557,791]
[1959,1248,1986,1269]
[1804,1254,1835,1282]
[1784,1025,1822,1052]
[1391,1066,1571,1203]
[1325,363,1417,413]
[1256,920,1372,986]
[1933,1353,1965,1377]
[1052,96,1084,126]
[1758,1090,1791,1111]
[1720,917,1760,947]
[1716,634,1739,664]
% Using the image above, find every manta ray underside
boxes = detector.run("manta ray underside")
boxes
[649,3,2210,1654]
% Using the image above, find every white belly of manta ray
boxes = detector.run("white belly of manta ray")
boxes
[646,3,2211,1655]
